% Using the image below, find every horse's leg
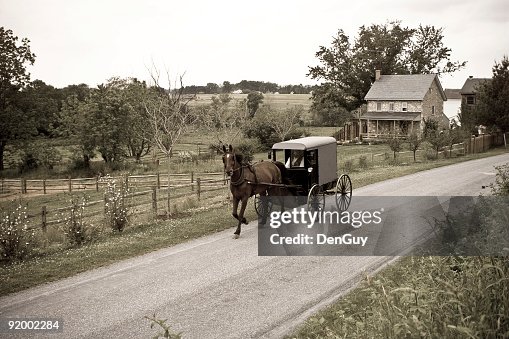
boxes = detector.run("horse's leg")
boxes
[233,197,249,239]
[232,196,239,221]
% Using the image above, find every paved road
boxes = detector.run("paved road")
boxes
[1,153,508,339]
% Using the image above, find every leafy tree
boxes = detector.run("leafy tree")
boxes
[0,27,37,170]
[246,91,263,117]
[387,137,402,159]
[222,81,232,93]
[475,56,509,134]
[407,131,422,162]
[206,82,219,94]
[59,94,96,167]
[109,77,153,161]
[310,83,352,126]
[243,106,304,149]
[22,80,61,136]
[308,21,466,124]
[426,130,448,158]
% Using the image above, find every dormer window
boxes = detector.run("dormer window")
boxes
[389,102,394,111]
[376,102,382,111]
[401,102,407,112]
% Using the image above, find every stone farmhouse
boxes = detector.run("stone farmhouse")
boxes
[357,71,449,140]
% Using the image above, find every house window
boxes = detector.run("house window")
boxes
[466,96,475,105]
[376,102,382,111]
[431,106,435,115]
[401,102,407,112]
[389,102,394,111]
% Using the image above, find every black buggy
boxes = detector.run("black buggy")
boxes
[254,136,352,217]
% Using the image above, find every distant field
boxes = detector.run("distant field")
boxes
[192,93,312,110]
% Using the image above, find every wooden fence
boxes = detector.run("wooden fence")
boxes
[0,172,226,196]
[21,177,229,233]
[464,133,506,154]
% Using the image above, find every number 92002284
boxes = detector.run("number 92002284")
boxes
[0,318,63,333]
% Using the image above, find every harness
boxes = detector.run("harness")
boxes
[228,160,259,187]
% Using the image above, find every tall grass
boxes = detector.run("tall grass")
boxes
[289,158,509,339]
[289,256,508,338]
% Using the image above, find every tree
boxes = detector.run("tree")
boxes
[59,94,96,167]
[407,131,422,162]
[270,105,304,142]
[206,82,219,94]
[22,80,61,136]
[308,21,466,123]
[203,93,246,146]
[222,81,232,93]
[144,70,197,215]
[475,56,509,136]
[246,92,263,117]
[0,27,37,170]
[387,137,402,159]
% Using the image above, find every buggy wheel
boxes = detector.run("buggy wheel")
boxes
[307,184,325,212]
[254,193,273,220]
[336,174,352,211]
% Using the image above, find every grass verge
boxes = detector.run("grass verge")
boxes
[0,203,256,296]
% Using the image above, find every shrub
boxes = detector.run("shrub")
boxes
[0,202,36,261]
[103,176,132,232]
[59,194,95,246]
[17,144,63,173]
[491,163,509,196]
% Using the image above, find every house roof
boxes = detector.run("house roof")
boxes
[364,74,446,101]
[360,112,421,121]
[272,136,336,150]
[444,88,461,100]
[460,78,491,95]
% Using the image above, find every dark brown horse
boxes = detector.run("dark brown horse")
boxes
[222,145,282,239]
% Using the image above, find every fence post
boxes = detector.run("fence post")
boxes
[124,174,129,190]
[1,178,4,194]
[152,186,157,215]
[197,178,201,201]
[43,179,46,194]
[191,171,194,191]
[96,176,99,192]
[157,172,160,189]
[41,205,47,233]
[68,176,72,193]
[20,179,24,194]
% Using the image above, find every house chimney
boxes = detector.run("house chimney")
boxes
[469,75,473,79]
[375,69,381,81]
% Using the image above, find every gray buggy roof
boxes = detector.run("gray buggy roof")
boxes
[272,136,337,150]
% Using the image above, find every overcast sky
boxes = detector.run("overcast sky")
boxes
[1,0,508,90]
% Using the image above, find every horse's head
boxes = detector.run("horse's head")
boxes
[222,144,237,177]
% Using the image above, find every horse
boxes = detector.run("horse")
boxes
[222,144,282,239]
